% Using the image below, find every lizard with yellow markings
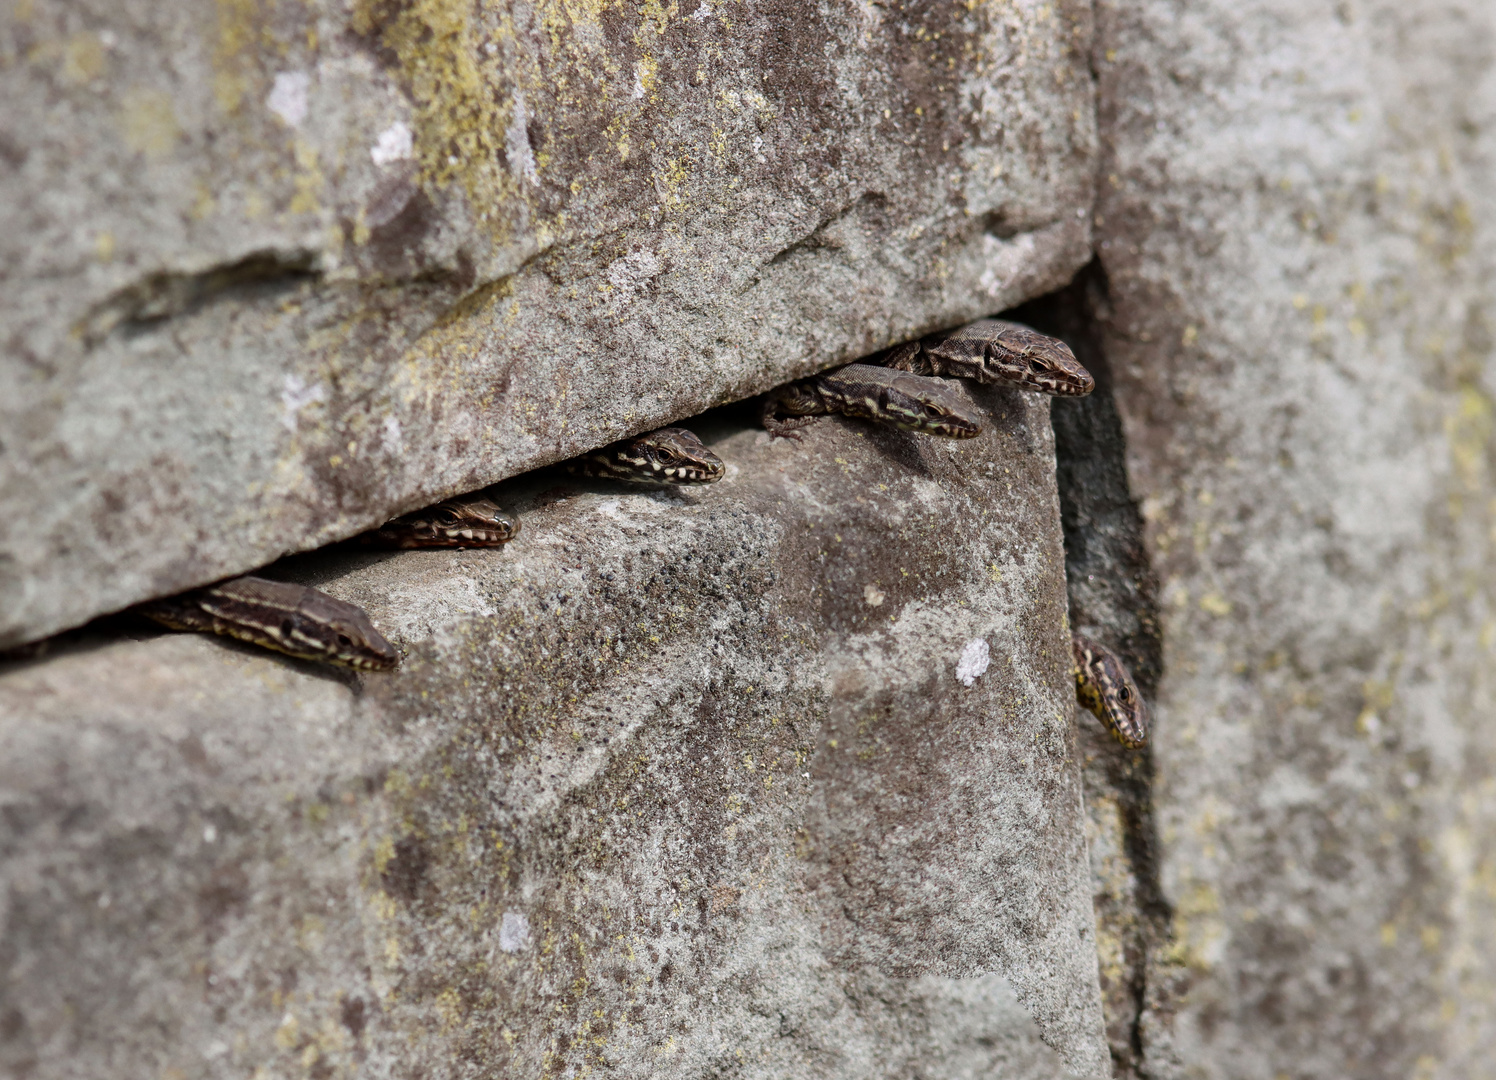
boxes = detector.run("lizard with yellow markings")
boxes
[879,318,1095,397]
[137,576,399,671]
[1072,632,1149,748]
[761,363,983,440]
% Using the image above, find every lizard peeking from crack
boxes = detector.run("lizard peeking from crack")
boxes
[133,429,724,670]
[878,318,1095,397]
[758,318,1093,440]
[761,364,984,440]
[1072,633,1150,749]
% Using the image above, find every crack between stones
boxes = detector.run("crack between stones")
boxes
[1010,260,1183,1079]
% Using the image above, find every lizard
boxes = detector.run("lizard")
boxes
[355,428,720,550]
[761,363,983,440]
[145,428,717,666]
[565,426,726,484]
[136,495,520,667]
[879,319,1095,397]
[358,496,520,549]
[1072,632,1149,749]
[137,575,399,671]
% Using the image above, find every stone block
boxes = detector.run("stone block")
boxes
[0,391,1110,1077]
[0,0,1096,647]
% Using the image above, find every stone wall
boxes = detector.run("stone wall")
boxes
[0,0,1095,648]
[0,395,1111,1078]
[7,0,1496,1076]
[1084,0,1496,1075]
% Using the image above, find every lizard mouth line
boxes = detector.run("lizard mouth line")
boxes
[441,528,512,543]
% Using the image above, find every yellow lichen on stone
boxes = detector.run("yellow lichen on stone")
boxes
[634,54,659,99]
[354,0,530,239]
[290,137,325,216]
[121,87,182,157]
[213,0,260,113]
[1169,876,1224,971]
[1446,386,1493,495]
[61,33,107,85]
[636,0,678,39]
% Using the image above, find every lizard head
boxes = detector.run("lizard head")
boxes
[377,497,521,548]
[883,374,984,439]
[200,577,402,671]
[608,427,727,483]
[979,323,1094,396]
[1071,632,1148,748]
[304,604,401,670]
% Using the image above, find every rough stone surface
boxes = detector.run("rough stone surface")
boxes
[0,0,1096,648]
[1082,0,1496,1075]
[0,393,1110,1078]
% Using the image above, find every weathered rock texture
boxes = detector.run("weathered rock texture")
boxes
[1082,0,1496,1076]
[0,0,1096,647]
[0,395,1111,1078]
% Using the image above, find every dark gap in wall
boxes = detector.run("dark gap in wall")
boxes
[1006,259,1176,1077]
[78,249,324,346]
[1008,261,1162,694]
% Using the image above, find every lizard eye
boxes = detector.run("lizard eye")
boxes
[1119,686,1133,702]
[655,448,679,463]
[337,633,353,647]
[436,508,462,524]
[1027,357,1049,373]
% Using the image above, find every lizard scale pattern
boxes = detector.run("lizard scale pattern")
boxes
[138,576,399,671]
[1071,632,1149,748]
[881,319,1094,397]
[762,364,983,440]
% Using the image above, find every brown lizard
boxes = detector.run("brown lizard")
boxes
[565,426,726,484]
[881,319,1094,397]
[1072,632,1149,748]
[761,363,983,440]
[137,576,399,671]
[358,497,520,549]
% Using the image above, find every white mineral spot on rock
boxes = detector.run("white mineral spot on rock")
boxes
[863,583,885,606]
[956,638,990,686]
[266,72,309,128]
[370,122,413,166]
[979,230,1038,299]
[281,374,326,431]
[381,415,403,451]
[604,250,662,305]
[504,93,538,185]
[499,910,530,953]
[692,1,712,20]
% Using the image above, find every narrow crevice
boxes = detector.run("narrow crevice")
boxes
[1008,260,1179,1078]
[77,249,322,345]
